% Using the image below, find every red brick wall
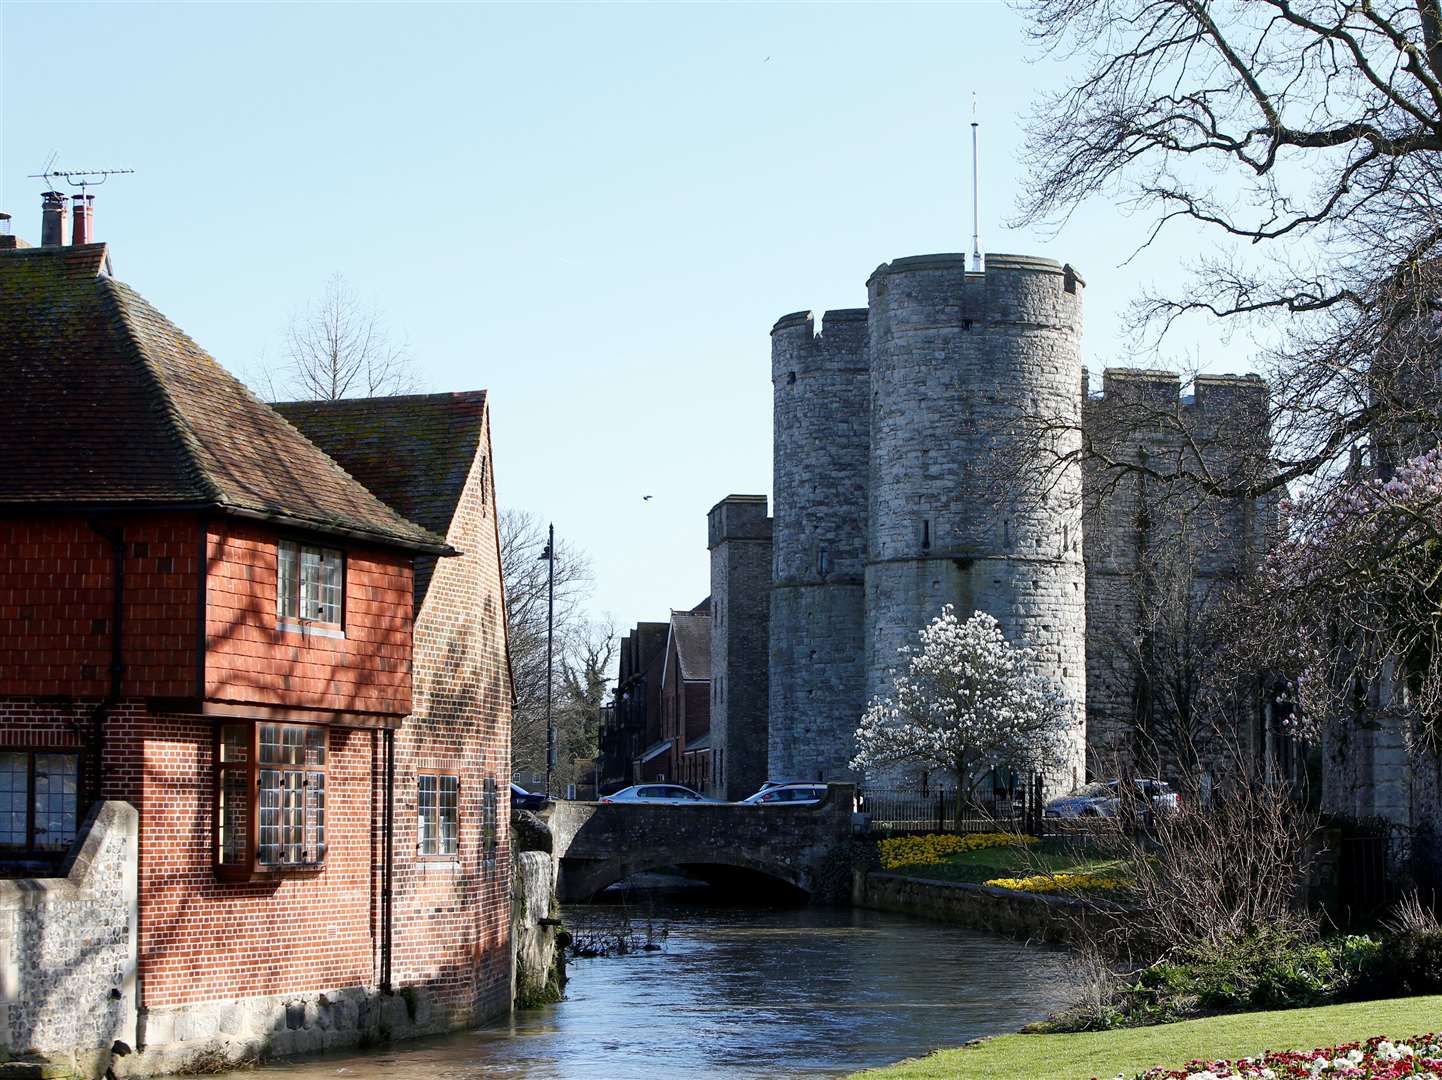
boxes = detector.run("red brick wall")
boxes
[0,701,380,1007]
[113,711,378,1006]
[390,409,513,1025]
[0,433,509,1023]
[0,515,199,699]
[204,521,413,717]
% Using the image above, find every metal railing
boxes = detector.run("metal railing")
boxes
[859,775,1044,836]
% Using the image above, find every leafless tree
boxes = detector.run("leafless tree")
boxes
[1005,0,1442,775]
[552,624,617,792]
[1066,754,1321,968]
[1012,0,1442,503]
[267,273,419,401]
[500,508,597,779]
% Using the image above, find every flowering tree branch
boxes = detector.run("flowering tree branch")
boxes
[851,607,1071,794]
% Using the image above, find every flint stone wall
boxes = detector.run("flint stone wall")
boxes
[0,800,138,1078]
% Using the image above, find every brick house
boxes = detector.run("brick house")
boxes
[0,231,511,1073]
[601,621,668,789]
[659,601,711,790]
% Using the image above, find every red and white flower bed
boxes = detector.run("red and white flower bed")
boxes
[1101,1034,1442,1080]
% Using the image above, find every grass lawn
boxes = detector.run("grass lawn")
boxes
[850,994,1442,1080]
[886,839,1126,887]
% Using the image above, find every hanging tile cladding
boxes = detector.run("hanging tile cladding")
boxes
[390,416,513,1026]
[203,520,413,716]
[109,710,379,1008]
[0,515,199,699]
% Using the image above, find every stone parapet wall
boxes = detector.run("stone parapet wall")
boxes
[0,801,137,1078]
[551,784,857,903]
[855,870,1105,943]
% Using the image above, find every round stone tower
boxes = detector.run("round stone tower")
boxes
[864,253,1088,791]
[768,308,870,783]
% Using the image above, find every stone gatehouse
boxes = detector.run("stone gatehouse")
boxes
[701,250,1280,796]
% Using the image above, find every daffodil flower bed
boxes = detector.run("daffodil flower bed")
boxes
[877,831,1036,870]
[984,870,1130,894]
[1101,1032,1442,1079]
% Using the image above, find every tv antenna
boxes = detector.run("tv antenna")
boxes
[970,93,981,271]
[27,163,134,194]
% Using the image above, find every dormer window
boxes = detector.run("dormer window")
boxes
[278,540,344,634]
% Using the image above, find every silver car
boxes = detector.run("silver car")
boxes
[740,782,828,806]
[599,784,718,806]
[1045,778,1178,818]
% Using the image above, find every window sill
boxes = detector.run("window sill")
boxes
[417,859,461,873]
[216,862,326,883]
[278,620,345,640]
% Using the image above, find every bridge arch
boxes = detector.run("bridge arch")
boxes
[547,784,857,905]
[559,848,811,903]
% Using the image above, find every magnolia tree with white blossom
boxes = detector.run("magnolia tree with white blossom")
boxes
[851,606,1072,795]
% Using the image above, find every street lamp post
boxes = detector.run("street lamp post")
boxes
[541,523,556,798]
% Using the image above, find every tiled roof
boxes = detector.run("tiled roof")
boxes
[0,244,450,554]
[273,392,488,602]
[669,610,712,682]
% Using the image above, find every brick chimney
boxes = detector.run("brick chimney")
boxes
[71,194,94,245]
[0,212,26,251]
[41,191,67,247]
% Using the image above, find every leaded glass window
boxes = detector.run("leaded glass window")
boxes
[418,773,459,858]
[0,751,80,855]
[277,541,344,627]
[216,722,328,878]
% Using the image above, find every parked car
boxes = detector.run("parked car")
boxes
[740,782,828,806]
[1044,778,1178,819]
[599,784,718,805]
[510,782,549,811]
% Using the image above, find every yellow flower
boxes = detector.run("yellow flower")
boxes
[877,832,1036,870]
[982,871,1129,894]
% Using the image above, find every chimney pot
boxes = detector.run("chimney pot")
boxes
[71,194,94,245]
[41,192,67,247]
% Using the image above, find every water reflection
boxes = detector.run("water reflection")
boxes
[198,902,1075,1080]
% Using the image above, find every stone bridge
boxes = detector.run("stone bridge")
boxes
[548,783,857,903]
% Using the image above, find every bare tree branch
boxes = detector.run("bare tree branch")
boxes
[259,273,420,401]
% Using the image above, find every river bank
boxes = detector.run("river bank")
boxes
[850,993,1442,1080]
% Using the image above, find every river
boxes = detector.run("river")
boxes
[199,899,1076,1080]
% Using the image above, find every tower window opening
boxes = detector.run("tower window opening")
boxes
[787,371,797,385]
[921,519,931,550]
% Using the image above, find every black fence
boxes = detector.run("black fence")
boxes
[858,774,1045,836]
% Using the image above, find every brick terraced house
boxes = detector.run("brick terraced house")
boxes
[659,601,711,791]
[0,228,512,1077]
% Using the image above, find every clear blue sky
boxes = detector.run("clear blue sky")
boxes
[1,2,1243,641]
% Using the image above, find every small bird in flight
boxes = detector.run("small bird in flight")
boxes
[763,56,772,63]
[643,495,654,501]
